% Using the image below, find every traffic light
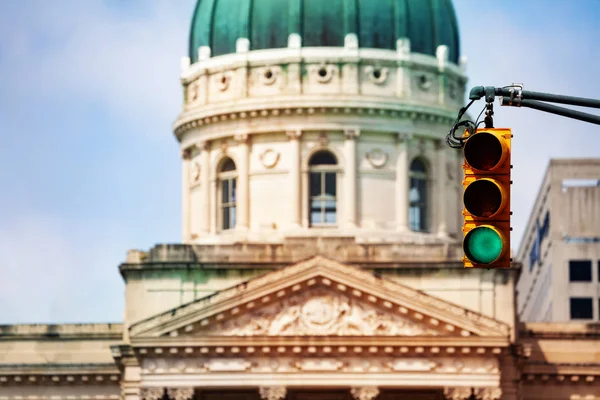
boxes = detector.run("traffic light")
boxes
[462,128,512,268]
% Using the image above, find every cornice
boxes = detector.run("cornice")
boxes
[129,337,509,359]
[173,104,456,138]
[0,363,120,386]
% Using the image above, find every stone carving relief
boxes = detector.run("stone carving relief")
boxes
[141,388,164,400]
[309,64,337,84]
[259,386,287,400]
[187,80,199,103]
[364,66,389,85]
[443,387,501,400]
[167,388,195,400]
[205,289,440,336]
[216,72,233,92]
[365,149,388,168]
[258,66,281,86]
[191,162,201,183]
[417,73,432,91]
[351,386,380,400]
[259,149,280,169]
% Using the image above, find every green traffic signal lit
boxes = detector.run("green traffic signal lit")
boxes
[463,226,504,264]
[464,179,503,218]
[464,131,503,171]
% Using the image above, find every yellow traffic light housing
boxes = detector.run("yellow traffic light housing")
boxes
[462,128,512,268]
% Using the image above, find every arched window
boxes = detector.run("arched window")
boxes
[218,157,237,230]
[309,151,337,226]
[409,158,428,232]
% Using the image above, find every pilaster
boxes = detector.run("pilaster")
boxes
[181,148,192,242]
[344,128,360,229]
[286,130,302,229]
[235,134,250,231]
[436,139,448,237]
[396,132,411,232]
[199,141,211,234]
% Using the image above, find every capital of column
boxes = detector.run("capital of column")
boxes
[435,138,446,150]
[396,132,413,143]
[259,386,287,400]
[140,388,164,400]
[166,388,194,400]
[344,128,360,140]
[350,386,380,400]
[234,133,250,144]
[443,387,502,400]
[286,129,302,140]
[196,140,210,151]
[181,148,192,160]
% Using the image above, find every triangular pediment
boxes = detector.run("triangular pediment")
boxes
[129,256,509,339]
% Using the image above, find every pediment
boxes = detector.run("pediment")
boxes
[130,256,509,339]
[202,287,441,337]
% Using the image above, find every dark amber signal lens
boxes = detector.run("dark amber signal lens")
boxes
[464,179,503,218]
[464,132,502,171]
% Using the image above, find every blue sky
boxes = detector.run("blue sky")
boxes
[0,0,599,324]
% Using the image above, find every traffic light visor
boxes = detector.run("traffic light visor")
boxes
[463,226,504,264]
[464,131,504,171]
[464,179,504,218]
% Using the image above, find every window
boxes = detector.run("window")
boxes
[409,158,428,232]
[309,151,337,226]
[569,260,592,282]
[218,158,237,230]
[570,297,593,320]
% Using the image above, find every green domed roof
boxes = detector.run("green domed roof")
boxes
[189,0,460,64]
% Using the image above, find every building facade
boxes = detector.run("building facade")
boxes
[2,1,600,400]
[516,158,600,322]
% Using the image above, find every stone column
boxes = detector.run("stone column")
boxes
[344,128,360,228]
[181,148,192,241]
[235,134,250,231]
[350,386,380,400]
[396,133,410,232]
[287,130,302,229]
[199,141,211,234]
[259,386,287,400]
[210,177,217,234]
[436,140,448,236]
[167,388,195,400]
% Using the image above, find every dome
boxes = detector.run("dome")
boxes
[188,0,460,64]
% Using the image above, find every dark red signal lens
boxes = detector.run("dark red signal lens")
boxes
[464,132,502,171]
[464,179,503,218]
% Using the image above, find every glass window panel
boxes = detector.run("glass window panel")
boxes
[570,297,593,319]
[569,260,592,282]
[310,173,322,196]
[231,179,237,202]
[230,206,236,228]
[311,200,323,209]
[409,185,420,202]
[311,211,322,224]
[325,172,336,196]
[309,151,337,165]
[325,210,336,223]
[223,207,230,229]
[324,199,336,208]
[221,158,236,172]
[222,180,229,202]
[410,159,426,173]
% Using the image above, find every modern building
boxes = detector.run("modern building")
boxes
[516,158,600,322]
[2,1,600,400]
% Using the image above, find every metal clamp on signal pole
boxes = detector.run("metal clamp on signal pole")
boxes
[469,85,600,125]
